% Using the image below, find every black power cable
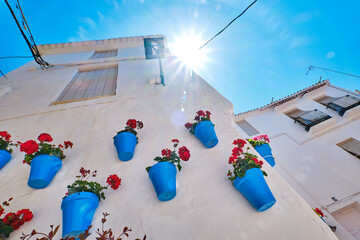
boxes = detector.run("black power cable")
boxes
[0,56,32,59]
[199,0,258,50]
[4,0,50,69]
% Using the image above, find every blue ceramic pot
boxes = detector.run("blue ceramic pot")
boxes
[61,192,99,238]
[194,121,218,148]
[28,154,62,189]
[233,168,276,212]
[0,150,11,170]
[254,144,275,167]
[148,162,177,201]
[113,132,137,161]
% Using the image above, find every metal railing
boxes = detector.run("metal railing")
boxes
[294,109,331,132]
[327,95,360,116]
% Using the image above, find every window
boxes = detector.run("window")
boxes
[55,66,118,104]
[143,37,165,60]
[90,50,117,59]
[237,120,259,136]
[338,138,360,159]
[286,109,331,132]
[316,95,360,116]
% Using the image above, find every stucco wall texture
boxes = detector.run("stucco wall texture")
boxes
[0,37,337,239]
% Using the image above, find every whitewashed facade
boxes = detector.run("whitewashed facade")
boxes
[0,36,337,239]
[235,80,360,240]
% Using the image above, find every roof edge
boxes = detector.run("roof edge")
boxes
[234,79,330,118]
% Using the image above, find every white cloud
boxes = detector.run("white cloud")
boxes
[326,51,335,59]
[139,0,144,3]
[113,0,120,10]
[289,36,313,49]
[279,29,291,40]
[97,11,104,21]
[293,11,320,24]
[84,17,96,29]
[76,26,88,39]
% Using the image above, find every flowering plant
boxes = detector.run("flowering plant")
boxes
[65,167,121,201]
[0,198,33,238]
[247,134,270,147]
[313,208,325,218]
[184,110,212,135]
[20,212,146,240]
[0,131,17,153]
[19,133,73,165]
[146,139,191,172]
[227,139,267,182]
[115,119,144,142]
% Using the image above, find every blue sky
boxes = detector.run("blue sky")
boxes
[1,0,359,113]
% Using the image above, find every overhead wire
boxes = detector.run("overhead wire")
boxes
[306,65,360,79]
[4,0,51,69]
[199,0,258,50]
[0,56,32,59]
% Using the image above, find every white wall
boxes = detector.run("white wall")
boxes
[236,85,360,240]
[0,39,337,239]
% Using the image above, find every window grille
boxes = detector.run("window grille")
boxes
[55,66,117,104]
[237,120,259,136]
[338,138,360,159]
[143,37,165,60]
[90,50,117,59]
[293,109,331,131]
[326,95,360,116]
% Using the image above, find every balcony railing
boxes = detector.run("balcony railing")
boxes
[294,109,331,132]
[326,95,360,116]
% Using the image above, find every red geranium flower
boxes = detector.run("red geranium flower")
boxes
[106,174,121,190]
[196,110,205,117]
[171,139,179,143]
[184,122,193,130]
[16,209,33,222]
[20,140,39,155]
[178,146,190,161]
[233,139,247,148]
[228,155,237,164]
[314,208,324,217]
[37,133,53,142]
[232,147,243,157]
[126,119,137,129]
[161,149,172,158]
[64,141,73,149]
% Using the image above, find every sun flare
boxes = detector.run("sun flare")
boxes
[169,33,209,71]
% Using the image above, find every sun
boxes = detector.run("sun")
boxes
[169,32,209,71]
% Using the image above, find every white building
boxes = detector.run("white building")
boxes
[235,80,360,240]
[0,36,337,239]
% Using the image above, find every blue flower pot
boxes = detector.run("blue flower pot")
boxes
[0,150,11,170]
[61,192,99,238]
[254,144,275,167]
[320,217,326,223]
[28,154,62,189]
[194,121,218,148]
[233,168,276,212]
[148,162,177,201]
[114,132,137,161]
